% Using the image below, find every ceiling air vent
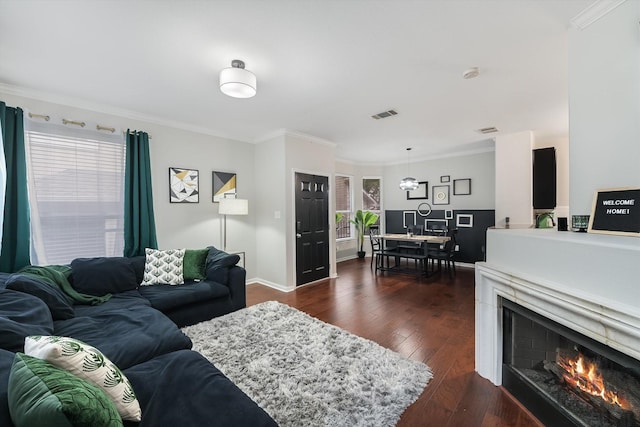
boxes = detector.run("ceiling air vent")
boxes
[371,109,398,120]
[476,126,499,134]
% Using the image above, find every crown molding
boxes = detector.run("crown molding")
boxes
[254,128,336,147]
[570,0,627,30]
[0,82,248,143]
[349,145,496,167]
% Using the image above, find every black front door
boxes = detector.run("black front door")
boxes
[295,172,329,286]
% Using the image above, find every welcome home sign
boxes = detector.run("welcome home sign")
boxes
[589,187,640,236]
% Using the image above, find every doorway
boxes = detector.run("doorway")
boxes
[294,172,329,286]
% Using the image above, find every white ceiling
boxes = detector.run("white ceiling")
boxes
[0,0,593,164]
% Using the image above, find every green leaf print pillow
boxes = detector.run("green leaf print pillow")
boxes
[25,336,141,422]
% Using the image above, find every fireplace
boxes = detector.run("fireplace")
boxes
[502,299,640,427]
[475,228,640,426]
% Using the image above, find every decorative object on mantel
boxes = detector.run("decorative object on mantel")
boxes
[453,178,472,195]
[571,215,590,232]
[183,301,432,427]
[445,209,453,220]
[212,171,237,202]
[440,175,450,183]
[432,185,450,205]
[219,59,257,99]
[417,202,432,217]
[588,187,640,237]
[169,167,199,203]
[456,213,474,228]
[407,181,428,200]
[399,147,419,191]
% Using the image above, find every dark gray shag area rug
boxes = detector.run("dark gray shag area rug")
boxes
[182,301,432,427]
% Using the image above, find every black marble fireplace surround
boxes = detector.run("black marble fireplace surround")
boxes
[502,299,640,427]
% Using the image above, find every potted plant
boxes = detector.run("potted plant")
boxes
[350,210,379,258]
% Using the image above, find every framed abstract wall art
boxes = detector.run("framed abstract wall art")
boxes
[169,167,199,203]
[212,171,237,202]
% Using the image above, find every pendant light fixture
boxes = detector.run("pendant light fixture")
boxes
[399,148,419,191]
[219,59,257,98]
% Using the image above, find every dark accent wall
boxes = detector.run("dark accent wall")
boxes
[384,209,495,263]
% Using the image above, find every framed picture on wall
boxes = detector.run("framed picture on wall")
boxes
[212,171,237,202]
[407,181,428,200]
[432,185,450,205]
[456,213,474,228]
[402,211,417,228]
[440,175,450,183]
[453,178,472,195]
[445,209,453,220]
[169,167,199,203]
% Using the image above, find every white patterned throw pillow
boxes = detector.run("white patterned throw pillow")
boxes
[141,248,185,285]
[24,335,142,422]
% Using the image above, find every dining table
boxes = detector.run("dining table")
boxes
[375,233,451,277]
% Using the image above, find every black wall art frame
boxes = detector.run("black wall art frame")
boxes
[407,181,428,200]
[169,167,199,203]
[453,178,472,195]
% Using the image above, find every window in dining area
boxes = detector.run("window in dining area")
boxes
[335,174,353,240]
[363,177,381,227]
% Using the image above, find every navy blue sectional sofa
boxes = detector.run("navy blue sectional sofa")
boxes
[0,249,277,427]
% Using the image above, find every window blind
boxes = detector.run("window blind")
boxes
[335,175,352,239]
[25,122,126,265]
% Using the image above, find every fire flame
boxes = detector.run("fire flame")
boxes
[557,353,627,409]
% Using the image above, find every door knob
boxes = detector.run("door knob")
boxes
[296,233,302,238]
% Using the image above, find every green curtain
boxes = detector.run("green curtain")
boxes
[0,101,31,272]
[123,129,157,257]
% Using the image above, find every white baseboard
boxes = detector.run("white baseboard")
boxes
[336,254,359,263]
[246,278,293,292]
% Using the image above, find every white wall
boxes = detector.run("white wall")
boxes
[0,91,258,275]
[568,0,640,215]
[495,131,533,227]
[384,150,496,213]
[253,135,287,287]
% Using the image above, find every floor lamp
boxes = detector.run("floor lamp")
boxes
[218,198,249,251]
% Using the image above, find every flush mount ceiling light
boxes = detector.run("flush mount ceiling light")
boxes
[399,148,419,191]
[219,59,257,98]
[462,67,480,79]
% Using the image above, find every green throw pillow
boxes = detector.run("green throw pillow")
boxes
[8,353,123,427]
[183,249,209,280]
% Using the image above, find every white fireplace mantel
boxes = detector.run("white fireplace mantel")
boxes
[475,228,640,385]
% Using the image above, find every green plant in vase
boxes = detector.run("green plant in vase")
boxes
[350,210,379,258]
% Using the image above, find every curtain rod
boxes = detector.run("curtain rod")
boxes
[26,110,147,138]
[123,130,153,139]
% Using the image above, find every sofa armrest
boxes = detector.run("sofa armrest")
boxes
[227,266,247,312]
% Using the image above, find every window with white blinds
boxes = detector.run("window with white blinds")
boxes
[335,174,353,239]
[25,122,126,265]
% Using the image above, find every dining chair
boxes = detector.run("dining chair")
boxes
[369,227,384,270]
[427,228,458,277]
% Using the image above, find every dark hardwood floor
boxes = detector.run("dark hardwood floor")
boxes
[246,258,543,427]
